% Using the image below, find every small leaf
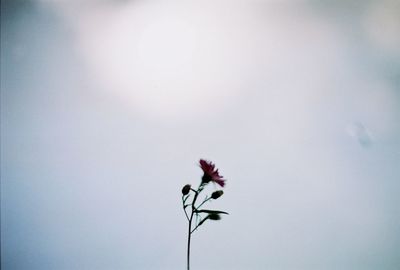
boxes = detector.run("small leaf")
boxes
[208,213,221,220]
[195,209,229,215]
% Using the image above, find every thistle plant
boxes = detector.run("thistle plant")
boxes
[181,159,228,270]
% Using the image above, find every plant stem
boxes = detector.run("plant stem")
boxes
[187,187,200,270]
[187,211,193,270]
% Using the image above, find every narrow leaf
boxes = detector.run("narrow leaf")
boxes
[195,209,229,215]
[208,213,221,220]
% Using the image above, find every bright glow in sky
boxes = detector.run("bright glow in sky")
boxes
[63,1,249,120]
[1,1,400,270]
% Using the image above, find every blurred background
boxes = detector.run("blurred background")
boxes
[1,0,400,269]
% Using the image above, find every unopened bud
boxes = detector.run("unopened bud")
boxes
[211,190,224,199]
[182,184,191,195]
[208,213,221,220]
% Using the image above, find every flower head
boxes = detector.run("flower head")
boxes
[199,159,226,187]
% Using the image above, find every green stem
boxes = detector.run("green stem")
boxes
[187,187,201,270]
[196,197,212,209]
[187,211,193,270]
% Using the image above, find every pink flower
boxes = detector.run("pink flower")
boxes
[199,159,226,187]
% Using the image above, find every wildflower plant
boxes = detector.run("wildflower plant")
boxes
[181,159,228,270]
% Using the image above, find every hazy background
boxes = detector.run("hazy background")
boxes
[1,0,400,269]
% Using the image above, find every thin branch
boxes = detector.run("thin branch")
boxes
[196,196,212,209]
[191,216,209,234]
[183,194,191,204]
[182,195,190,221]
[191,224,200,234]
[183,207,190,222]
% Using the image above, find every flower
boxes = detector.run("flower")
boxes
[199,159,226,187]
[182,184,191,195]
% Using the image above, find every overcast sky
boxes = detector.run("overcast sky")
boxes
[1,1,400,269]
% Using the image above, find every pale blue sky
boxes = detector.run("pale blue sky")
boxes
[1,1,400,269]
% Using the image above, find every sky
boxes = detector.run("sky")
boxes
[1,0,400,269]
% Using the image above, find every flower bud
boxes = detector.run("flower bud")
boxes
[208,213,221,220]
[181,184,191,195]
[211,190,224,199]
